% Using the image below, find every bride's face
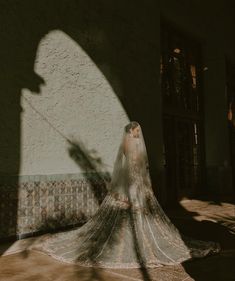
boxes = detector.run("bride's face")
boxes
[130,126,140,138]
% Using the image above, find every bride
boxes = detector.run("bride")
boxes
[29,121,221,268]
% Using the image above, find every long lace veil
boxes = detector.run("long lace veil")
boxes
[108,122,191,241]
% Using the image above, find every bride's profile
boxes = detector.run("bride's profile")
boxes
[29,121,221,268]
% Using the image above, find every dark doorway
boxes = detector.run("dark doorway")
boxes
[160,22,205,204]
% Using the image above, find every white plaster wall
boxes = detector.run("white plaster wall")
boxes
[20,30,129,175]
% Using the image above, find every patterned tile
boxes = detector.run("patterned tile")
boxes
[0,175,108,239]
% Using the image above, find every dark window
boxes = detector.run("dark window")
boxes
[161,22,205,203]
[161,24,202,114]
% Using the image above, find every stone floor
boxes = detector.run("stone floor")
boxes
[0,198,235,281]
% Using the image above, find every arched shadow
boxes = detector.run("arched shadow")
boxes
[0,0,161,242]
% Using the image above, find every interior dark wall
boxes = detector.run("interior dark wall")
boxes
[161,0,235,58]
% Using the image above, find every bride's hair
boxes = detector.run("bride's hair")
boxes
[125,121,140,133]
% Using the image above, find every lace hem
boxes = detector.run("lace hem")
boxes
[30,247,189,268]
[30,239,221,269]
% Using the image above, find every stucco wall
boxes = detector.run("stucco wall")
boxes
[20,30,129,176]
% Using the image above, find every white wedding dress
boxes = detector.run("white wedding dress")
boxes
[29,123,221,268]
